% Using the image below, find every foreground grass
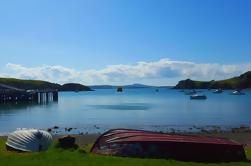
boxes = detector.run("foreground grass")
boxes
[0,139,251,166]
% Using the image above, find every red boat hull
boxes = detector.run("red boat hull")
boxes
[91,129,246,162]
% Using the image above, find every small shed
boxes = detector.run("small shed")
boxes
[91,129,246,162]
[6,129,53,152]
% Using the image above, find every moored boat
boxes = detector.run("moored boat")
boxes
[190,94,207,100]
[117,87,123,92]
[231,90,245,95]
[213,89,223,94]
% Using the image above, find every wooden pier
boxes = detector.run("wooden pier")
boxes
[0,84,58,104]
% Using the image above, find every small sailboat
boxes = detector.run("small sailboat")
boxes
[213,89,223,94]
[190,94,207,100]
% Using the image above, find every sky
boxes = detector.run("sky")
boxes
[0,0,251,86]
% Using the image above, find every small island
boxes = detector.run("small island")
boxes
[174,71,251,89]
[60,83,92,92]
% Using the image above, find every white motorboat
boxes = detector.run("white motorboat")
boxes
[213,89,223,94]
[190,94,207,100]
[231,90,245,95]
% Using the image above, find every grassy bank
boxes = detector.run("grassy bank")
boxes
[0,139,251,166]
[174,71,251,89]
[0,77,91,91]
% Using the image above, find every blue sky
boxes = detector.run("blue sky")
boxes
[0,0,251,85]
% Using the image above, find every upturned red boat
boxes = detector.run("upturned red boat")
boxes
[91,129,246,162]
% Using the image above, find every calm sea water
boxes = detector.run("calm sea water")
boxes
[0,88,251,134]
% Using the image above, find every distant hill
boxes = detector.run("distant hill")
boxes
[0,78,92,91]
[60,83,92,91]
[89,85,116,89]
[90,84,169,89]
[124,84,172,88]
[174,71,251,89]
[124,84,153,88]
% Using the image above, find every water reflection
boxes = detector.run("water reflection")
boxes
[89,103,151,110]
[0,102,57,114]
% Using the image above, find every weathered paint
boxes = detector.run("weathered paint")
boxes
[91,129,246,162]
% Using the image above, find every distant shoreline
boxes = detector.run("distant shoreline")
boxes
[0,77,173,91]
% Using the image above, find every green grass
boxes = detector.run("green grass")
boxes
[0,77,59,88]
[0,77,61,89]
[0,77,50,85]
[0,139,251,166]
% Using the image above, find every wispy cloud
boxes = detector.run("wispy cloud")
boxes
[2,59,251,85]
